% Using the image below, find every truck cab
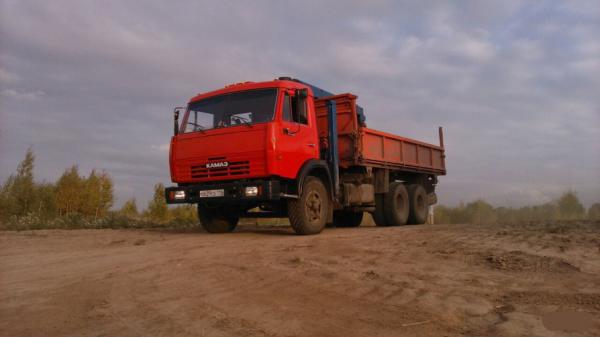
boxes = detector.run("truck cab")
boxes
[170,79,319,184]
[166,77,446,235]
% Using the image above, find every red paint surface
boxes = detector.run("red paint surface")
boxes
[170,80,319,183]
[170,79,446,184]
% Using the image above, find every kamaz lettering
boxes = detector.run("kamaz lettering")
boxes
[206,162,228,169]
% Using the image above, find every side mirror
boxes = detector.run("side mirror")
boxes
[173,107,184,136]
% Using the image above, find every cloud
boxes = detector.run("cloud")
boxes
[1,89,45,101]
[150,144,170,153]
[0,0,598,208]
[0,67,19,83]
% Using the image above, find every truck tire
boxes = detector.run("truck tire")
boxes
[288,176,329,235]
[384,182,409,226]
[333,211,363,227]
[372,194,388,226]
[407,184,428,224]
[197,204,239,233]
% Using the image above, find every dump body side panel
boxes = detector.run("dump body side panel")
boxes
[360,128,445,174]
[315,94,446,175]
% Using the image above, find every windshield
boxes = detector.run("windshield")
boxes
[183,88,277,133]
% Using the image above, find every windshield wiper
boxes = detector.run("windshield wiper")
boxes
[187,122,206,133]
[231,115,253,128]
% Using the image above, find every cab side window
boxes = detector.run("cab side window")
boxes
[282,93,308,125]
[282,93,293,122]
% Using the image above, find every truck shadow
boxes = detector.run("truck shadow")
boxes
[144,225,295,236]
[235,225,296,235]
[145,224,396,236]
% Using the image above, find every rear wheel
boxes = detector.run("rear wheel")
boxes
[197,204,239,233]
[288,176,329,235]
[384,182,409,226]
[372,194,388,226]
[407,184,428,224]
[333,211,363,227]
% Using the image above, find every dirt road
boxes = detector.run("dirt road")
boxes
[1,221,599,337]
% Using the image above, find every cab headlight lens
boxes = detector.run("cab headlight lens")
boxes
[173,190,186,200]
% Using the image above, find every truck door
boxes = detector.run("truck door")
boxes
[277,89,319,178]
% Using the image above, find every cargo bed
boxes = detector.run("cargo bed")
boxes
[315,94,446,175]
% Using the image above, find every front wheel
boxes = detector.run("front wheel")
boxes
[197,204,239,233]
[288,176,329,235]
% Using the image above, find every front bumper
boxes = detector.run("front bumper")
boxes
[165,179,282,204]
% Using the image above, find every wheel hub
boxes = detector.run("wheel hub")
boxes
[306,191,322,222]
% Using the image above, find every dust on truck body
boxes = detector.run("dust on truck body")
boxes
[166,77,446,235]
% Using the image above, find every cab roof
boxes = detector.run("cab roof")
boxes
[188,79,310,104]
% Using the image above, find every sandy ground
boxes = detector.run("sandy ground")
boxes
[1,221,599,337]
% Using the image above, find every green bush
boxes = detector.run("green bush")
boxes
[0,149,199,230]
[589,203,600,220]
[434,191,592,225]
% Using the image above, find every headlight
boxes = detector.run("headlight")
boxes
[173,190,186,200]
[244,186,259,197]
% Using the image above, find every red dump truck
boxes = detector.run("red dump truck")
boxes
[166,77,446,235]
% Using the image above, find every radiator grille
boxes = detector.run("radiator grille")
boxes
[190,160,250,179]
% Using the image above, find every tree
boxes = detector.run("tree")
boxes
[557,191,585,220]
[15,148,35,214]
[81,170,101,217]
[16,148,35,179]
[588,203,600,220]
[98,172,114,216]
[0,148,37,218]
[0,176,17,220]
[36,182,57,220]
[55,166,83,215]
[119,198,139,219]
[145,183,170,223]
[54,167,114,218]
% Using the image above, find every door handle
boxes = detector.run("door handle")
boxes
[307,143,316,147]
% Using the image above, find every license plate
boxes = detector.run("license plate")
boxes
[199,189,225,198]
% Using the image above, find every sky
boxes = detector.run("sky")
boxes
[1,0,599,209]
